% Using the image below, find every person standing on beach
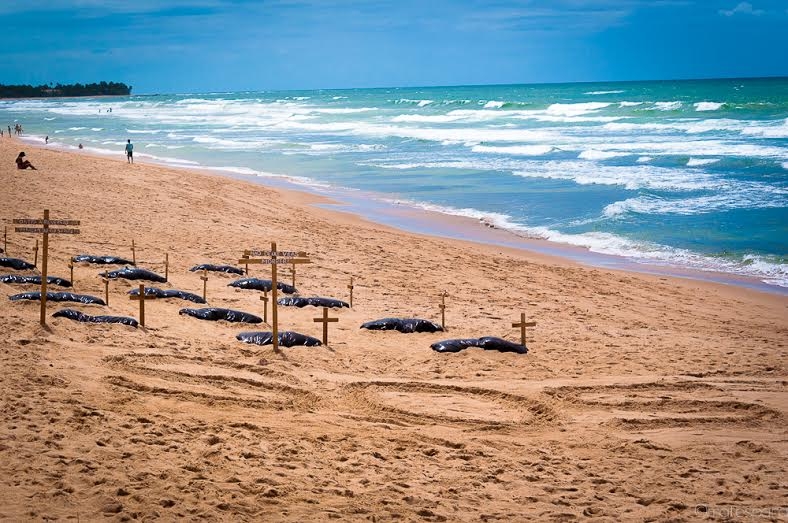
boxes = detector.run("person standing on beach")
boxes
[125,139,134,164]
[45,136,49,144]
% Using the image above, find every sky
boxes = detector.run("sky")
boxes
[0,0,786,94]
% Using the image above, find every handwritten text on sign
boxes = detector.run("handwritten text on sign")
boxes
[245,250,307,257]
[13,219,81,226]
[15,227,81,234]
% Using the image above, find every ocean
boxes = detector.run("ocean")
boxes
[2,77,787,291]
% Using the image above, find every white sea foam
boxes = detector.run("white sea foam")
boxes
[90,128,103,131]
[585,90,625,95]
[686,158,720,167]
[127,129,163,134]
[511,160,717,190]
[483,101,505,109]
[653,101,682,111]
[68,127,87,131]
[695,102,724,111]
[391,114,468,123]
[619,101,643,107]
[740,119,788,138]
[392,99,434,107]
[637,156,653,163]
[545,102,611,116]
[603,184,787,217]
[44,117,56,121]
[578,149,630,160]
[472,145,554,156]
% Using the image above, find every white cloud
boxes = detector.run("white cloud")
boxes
[719,2,764,16]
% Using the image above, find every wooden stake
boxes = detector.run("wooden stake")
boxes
[131,239,136,265]
[439,290,448,330]
[164,252,169,282]
[39,212,49,325]
[200,269,208,302]
[259,290,269,323]
[3,226,6,254]
[33,239,39,268]
[129,284,147,327]
[68,259,74,287]
[313,307,338,346]
[348,277,354,308]
[138,284,145,327]
[512,312,537,348]
[271,242,279,351]
[290,262,296,288]
[102,276,110,306]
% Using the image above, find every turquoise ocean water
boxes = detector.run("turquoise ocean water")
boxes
[2,77,787,290]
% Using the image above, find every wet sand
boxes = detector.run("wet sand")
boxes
[1,138,786,521]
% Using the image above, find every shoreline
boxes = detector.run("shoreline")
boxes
[21,134,787,296]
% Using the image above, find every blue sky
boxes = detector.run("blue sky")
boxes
[1,1,786,93]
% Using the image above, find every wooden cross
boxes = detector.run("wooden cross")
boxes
[259,290,269,323]
[439,290,448,330]
[239,243,311,351]
[347,276,354,308]
[313,307,338,346]
[102,275,110,306]
[33,239,39,267]
[512,312,537,348]
[129,284,156,328]
[13,209,81,325]
[200,269,208,302]
[131,239,136,265]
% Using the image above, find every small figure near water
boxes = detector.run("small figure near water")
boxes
[15,152,36,170]
[45,135,49,144]
[78,143,83,149]
[125,139,133,164]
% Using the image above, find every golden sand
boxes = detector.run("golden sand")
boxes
[1,138,786,521]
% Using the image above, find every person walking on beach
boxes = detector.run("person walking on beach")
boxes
[45,135,49,144]
[125,139,133,164]
[15,152,36,170]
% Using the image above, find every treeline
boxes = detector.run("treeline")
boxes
[0,81,131,98]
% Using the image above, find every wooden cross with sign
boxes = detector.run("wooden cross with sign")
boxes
[13,209,81,325]
[512,312,536,348]
[239,242,310,351]
[313,307,338,346]
[129,284,156,327]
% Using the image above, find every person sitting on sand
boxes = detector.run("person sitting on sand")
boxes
[15,152,36,170]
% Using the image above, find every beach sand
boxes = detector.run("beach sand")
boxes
[1,138,786,521]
